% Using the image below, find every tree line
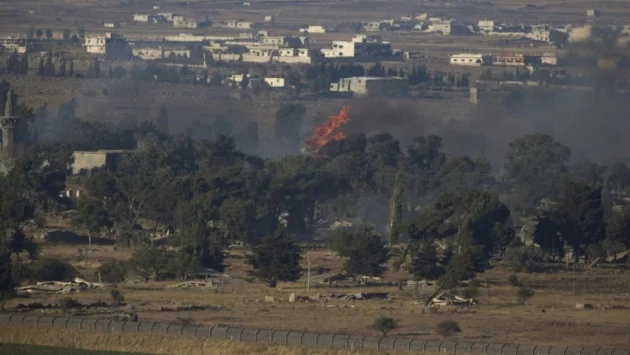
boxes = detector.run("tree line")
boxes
[2,81,630,299]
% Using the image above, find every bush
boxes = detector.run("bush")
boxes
[508,274,522,287]
[98,260,127,284]
[436,320,461,337]
[504,247,545,273]
[461,283,479,299]
[371,316,399,336]
[30,258,76,282]
[516,287,535,305]
[110,289,125,305]
[58,297,81,311]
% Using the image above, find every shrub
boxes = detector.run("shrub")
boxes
[30,258,76,282]
[516,287,535,305]
[461,283,479,299]
[110,289,125,305]
[58,297,81,311]
[508,274,522,287]
[436,320,461,337]
[371,316,399,337]
[98,260,128,284]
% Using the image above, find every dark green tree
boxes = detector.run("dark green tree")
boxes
[72,197,112,245]
[36,28,43,40]
[45,28,53,40]
[248,228,301,287]
[329,224,390,276]
[129,246,170,282]
[408,238,444,280]
[219,198,257,243]
[0,243,15,309]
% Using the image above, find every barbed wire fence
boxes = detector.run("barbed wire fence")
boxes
[0,313,626,354]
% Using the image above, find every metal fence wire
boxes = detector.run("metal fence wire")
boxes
[0,313,627,354]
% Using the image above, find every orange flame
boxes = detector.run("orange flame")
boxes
[303,105,350,151]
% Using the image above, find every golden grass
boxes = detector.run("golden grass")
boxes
[0,324,425,355]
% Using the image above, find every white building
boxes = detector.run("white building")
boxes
[529,30,550,42]
[158,13,177,22]
[264,77,286,88]
[321,40,355,57]
[542,52,557,66]
[300,25,326,34]
[133,14,150,23]
[264,15,275,23]
[132,47,163,60]
[330,76,408,96]
[227,21,253,29]
[427,21,452,35]
[174,17,199,29]
[477,20,495,33]
[104,22,119,28]
[450,53,492,66]
[85,35,107,54]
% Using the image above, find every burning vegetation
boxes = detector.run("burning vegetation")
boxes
[302,105,351,154]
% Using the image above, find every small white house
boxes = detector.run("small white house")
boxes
[264,15,275,23]
[300,25,326,34]
[104,22,119,28]
[133,14,150,23]
[449,53,492,66]
[264,77,286,88]
[85,35,107,54]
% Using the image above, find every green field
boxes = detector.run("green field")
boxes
[0,344,151,355]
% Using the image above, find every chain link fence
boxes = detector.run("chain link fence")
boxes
[1,313,627,354]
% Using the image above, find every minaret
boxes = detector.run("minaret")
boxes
[1,90,18,158]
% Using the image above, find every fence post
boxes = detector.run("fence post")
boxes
[150,322,156,333]
[564,347,569,355]
[362,336,366,350]
[516,344,520,355]
[595,349,600,355]
[439,341,444,353]
[106,320,112,332]
[36,315,42,327]
[79,318,85,329]
[425,340,430,352]
[208,326,215,338]
[332,334,337,349]
[193,325,200,336]
[485,343,491,354]
[300,332,305,346]
[8,313,13,324]
[254,329,260,342]
[120,321,127,333]
[393,338,398,350]
[269,330,275,342]
[533,345,538,355]
[377,337,383,351]
[225,326,231,340]
[240,328,245,341]
[470,342,474,353]
[455,341,458,354]
[500,344,506,355]
[64,318,70,329]
[136,323,140,333]
[315,333,321,346]
[19,314,26,325]
[165,324,172,335]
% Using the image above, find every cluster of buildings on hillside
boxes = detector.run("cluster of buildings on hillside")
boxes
[360,9,609,45]
[81,28,397,64]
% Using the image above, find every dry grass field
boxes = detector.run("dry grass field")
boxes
[0,324,420,355]
[9,236,630,348]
